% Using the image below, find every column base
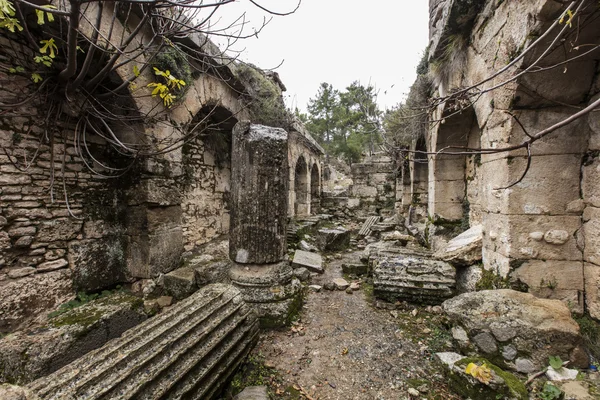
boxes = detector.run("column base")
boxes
[230,261,304,328]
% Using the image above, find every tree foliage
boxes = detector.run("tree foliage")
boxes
[305,81,382,164]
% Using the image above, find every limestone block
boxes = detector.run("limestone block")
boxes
[583,157,600,208]
[291,250,323,274]
[480,154,581,215]
[373,255,456,305]
[163,267,197,300]
[229,122,288,264]
[69,237,129,292]
[316,227,350,252]
[351,185,378,198]
[443,290,586,371]
[511,260,584,312]
[481,246,511,277]
[193,260,230,287]
[435,225,482,266]
[234,386,268,400]
[589,94,600,150]
[36,258,68,273]
[0,293,146,384]
[482,212,582,261]
[28,284,259,400]
[585,262,600,319]
[583,207,600,265]
[0,270,73,332]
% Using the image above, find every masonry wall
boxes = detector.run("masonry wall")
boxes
[349,153,397,217]
[0,84,130,331]
[422,0,600,314]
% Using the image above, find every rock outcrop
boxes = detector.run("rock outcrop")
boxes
[442,290,587,370]
[27,284,259,400]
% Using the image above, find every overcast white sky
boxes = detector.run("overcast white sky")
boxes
[208,1,429,112]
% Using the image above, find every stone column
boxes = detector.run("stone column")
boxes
[28,284,259,400]
[229,122,301,327]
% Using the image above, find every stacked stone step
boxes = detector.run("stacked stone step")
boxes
[373,255,456,305]
[28,284,259,400]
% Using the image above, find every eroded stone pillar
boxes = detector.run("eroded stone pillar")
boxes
[229,122,301,327]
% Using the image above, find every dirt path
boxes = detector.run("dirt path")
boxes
[243,250,460,400]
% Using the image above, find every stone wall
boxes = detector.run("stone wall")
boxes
[349,153,397,217]
[0,32,251,332]
[287,119,324,218]
[0,100,130,332]
[409,0,600,314]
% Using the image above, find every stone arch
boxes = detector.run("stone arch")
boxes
[428,105,476,222]
[408,136,429,225]
[310,163,321,214]
[180,104,238,251]
[294,155,310,216]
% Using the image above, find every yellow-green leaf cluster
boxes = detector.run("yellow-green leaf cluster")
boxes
[0,0,22,32]
[35,5,56,25]
[146,67,186,108]
[465,362,492,385]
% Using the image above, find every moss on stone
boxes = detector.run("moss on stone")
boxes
[450,357,528,400]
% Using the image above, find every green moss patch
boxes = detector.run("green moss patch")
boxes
[449,357,528,400]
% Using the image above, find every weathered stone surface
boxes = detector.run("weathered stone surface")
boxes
[0,384,40,400]
[373,255,456,305]
[230,122,288,264]
[0,293,146,384]
[162,267,197,300]
[293,267,310,282]
[230,262,302,327]
[7,267,36,279]
[472,332,497,354]
[341,263,368,276]
[333,278,349,290]
[443,290,587,370]
[0,270,73,332]
[434,353,527,400]
[28,284,259,400]
[193,260,231,287]
[234,386,269,400]
[69,237,128,292]
[435,225,482,266]
[515,358,536,374]
[455,264,482,293]
[291,250,323,274]
[36,258,68,273]
[316,227,350,251]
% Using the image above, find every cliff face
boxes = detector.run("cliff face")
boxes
[403,0,600,316]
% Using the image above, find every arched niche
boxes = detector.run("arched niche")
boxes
[310,163,320,214]
[180,104,238,251]
[294,156,309,216]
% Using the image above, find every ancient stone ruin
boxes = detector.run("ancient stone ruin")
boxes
[1,0,600,399]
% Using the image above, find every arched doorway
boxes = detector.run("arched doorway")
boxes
[310,163,320,214]
[294,156,309,216]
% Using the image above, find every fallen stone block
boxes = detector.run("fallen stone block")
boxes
[234,385,269,400]
[0,293,147,385]
[341,263,368,276]
[333,278,349,290]
[293,267,310,282]
[373,256,456,305]
[292,250,324,274]
[435,352,527,400]
[443,289,588,371]
[316,227,350,251]
[193,260,231,286]
[162,267,196,300]
[434,225,482,266]
[28,284,259,400]
[308,285,322,292]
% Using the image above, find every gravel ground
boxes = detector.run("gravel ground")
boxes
[241,250,461,400]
